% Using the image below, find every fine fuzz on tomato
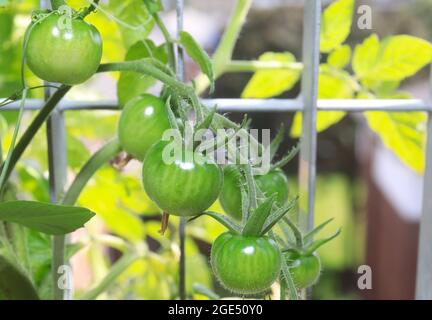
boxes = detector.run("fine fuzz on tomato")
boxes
[26,13,102,85]
[285,251,321,289]
[219,165,289,220]
[211,232,281,295]
[118,94,171,161]
[142,140,223,217]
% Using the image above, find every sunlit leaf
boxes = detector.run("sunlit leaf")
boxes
[241,52,301,98]
[320,0,354,53]
[327,44,351,69]
[353,34,432,81]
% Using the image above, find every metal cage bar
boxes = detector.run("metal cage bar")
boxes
[1,0,430,300]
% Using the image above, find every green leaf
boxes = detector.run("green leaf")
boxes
[241,52,301,98]
[365,110,426,174]
[179,31,214,92]
[0,254,39,300]
[109,0,154,48]
[144,0,163,14]
[353,34,432,81]
[117,40,167,107]
[320,0,354,53]
[303,218,334,245]
[0,201,95,235]
[242,196,276,236]
[361,79,400,96]
[328,44,351,68]
[290,66,357,137]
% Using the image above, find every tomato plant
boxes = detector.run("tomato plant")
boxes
[0,0,427,302]
[118,94,171,161]
[26,13,102,85]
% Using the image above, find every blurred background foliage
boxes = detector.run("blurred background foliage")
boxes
[1,0,430,300]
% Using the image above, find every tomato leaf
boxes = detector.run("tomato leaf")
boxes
[320,0,354,53]
[269,124,285,161]
[327,44,351,69]
[353,34,432,81]
[179,31,214,92]
[109,0,155,49]
[241,52,301,98]
[117,40,167,107]
[0,201,95,235]
[242,195,276,236]
[0,255,39,300]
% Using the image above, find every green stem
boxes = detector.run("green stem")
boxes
[50,0,66,10]
[194,0,252,94]
[153,13,176,71]
[0,89,27,193]
[270,231,298,300]
[98,60,202,120]
[225,60,303,73]
[79,252,139,300]
[81,0,100,18]
[0,85,71,186]
[62,138,122,206]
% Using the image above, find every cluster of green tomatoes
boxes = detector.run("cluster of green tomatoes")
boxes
[25,11,337,297]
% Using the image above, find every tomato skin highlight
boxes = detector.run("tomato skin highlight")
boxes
[26,13,102,85]
[219,165,289,220]
[118,94,171,161]
[211,232,281,294]
[285,251,321,289]
[142,140,223,217]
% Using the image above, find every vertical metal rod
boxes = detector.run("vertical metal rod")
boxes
[298,0,321,235]
[41,0,68,302]
[175,0,186,300]
[298,0,321,300]
[415,67,432,300]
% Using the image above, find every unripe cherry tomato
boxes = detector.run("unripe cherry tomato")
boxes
[219,165,289,220]
[211,232,281,295]
[285,251,321,289]
[118,94,171,161]
[142,140,223,216]
[26,13,102,85]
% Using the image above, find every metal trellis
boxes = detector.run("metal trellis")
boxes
[1,0,431,300]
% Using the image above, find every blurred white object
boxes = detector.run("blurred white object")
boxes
[372,144,423,223]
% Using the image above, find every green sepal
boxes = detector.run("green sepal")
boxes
[242,195,276,236]
[189,211,241,234]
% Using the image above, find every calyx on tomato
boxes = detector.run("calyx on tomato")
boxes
[26,12,102,85]
[118,94,171,161]
[142,140,223,217]
[280,218,341,290]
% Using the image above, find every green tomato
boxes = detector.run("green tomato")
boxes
[219,165,289,220]
[142,140,223,217]
[285,251,321,289]
[118,94,171,161]
[211,232,281,295]
[26,13,102,85]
